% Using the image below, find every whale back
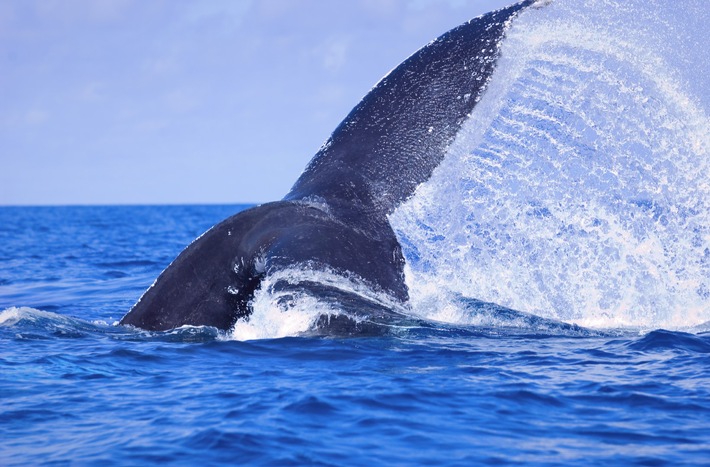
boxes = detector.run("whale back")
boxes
[286,0,535,214]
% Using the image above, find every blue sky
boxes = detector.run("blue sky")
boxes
[1,0,514,206]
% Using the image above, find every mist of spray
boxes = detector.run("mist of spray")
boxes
[391,0,709,329]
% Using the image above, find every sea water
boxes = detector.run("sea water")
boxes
[1,205,709,465]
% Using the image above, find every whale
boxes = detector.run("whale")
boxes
[119,0,537,332]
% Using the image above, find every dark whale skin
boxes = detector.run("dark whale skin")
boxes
[120,1,536,331]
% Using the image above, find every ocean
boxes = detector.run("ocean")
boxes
[1,205,709,465]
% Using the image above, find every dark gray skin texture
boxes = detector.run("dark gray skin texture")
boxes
[120,1,535,331]
[120,198,406,331]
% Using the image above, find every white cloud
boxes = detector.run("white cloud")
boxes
[360,0,400,18]
[84,0,133,22]
[408,0,471,10]
[33,0,133,23]
[144,55,180,76]
[182,0,253,30]
[78,82,105,101]
[321,39,350,73]
[164,88,201,113]
[134,118,168,133]
[25,109,49,125]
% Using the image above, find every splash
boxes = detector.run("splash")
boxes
[391,0,709,330]
[227,265,406,340]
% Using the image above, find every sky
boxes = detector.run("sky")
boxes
[1,0,515,206]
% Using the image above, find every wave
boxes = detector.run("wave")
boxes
[623,329,710,353]
[215,264,607,340]
[0,307,114,338]
[7,302,710,350]
[0,307,220,343]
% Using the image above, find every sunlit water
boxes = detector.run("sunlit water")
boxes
[2,0,709,464]
[2,206,709,465]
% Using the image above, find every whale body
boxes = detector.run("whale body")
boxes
[120,1,537,331]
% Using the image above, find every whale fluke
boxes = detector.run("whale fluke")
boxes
[120,1,537,332]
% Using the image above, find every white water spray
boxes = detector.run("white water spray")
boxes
[391,0,709,329]
[227,265,405,340]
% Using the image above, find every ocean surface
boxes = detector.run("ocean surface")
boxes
[2,205,709,465]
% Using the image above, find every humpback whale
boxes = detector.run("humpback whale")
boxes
[120,0,537,331]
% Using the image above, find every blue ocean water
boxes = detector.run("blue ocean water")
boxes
[1,205,709,465]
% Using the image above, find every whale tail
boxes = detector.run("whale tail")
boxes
[120,1,538,332]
